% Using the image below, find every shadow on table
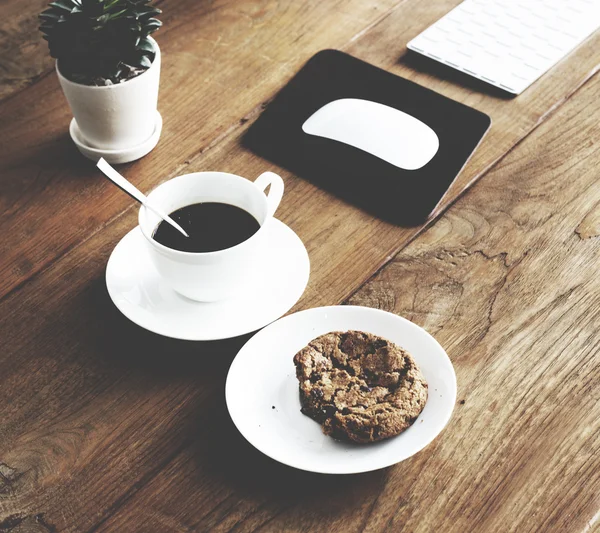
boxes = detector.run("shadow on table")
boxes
[87,277,250,382]
[89,279,387,515]
[192,401,389,518]
[399,50,515,100]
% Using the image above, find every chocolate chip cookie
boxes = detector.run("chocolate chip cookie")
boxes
[293,330,428,443]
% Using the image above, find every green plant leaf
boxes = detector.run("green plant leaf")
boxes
[143,18,162,33]
[136,36,154,51]
[39,23,55,33]
[48,1,75,12]
[108,8,127,19]
[104,0,123,10]
[40,0,162,84]
[130,55,152,68]
[136,7,161,18]
[39,11,63,21]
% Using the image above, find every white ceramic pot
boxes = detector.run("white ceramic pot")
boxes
[57,37,161,151]
[138,171,285,302]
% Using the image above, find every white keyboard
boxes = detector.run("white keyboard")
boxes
[407,0,600,94]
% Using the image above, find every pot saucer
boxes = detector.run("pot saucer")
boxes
[105,219,310,341]
[69,110,162,164]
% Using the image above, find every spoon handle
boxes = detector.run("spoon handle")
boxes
[97,157,149,205]
[96,158,189,238]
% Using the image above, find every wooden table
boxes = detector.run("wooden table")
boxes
[1,1,600,531]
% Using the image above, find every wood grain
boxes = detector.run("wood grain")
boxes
[0,0,403,530]
[0,0,401,300]
[116,0,600,312]
[0,0,52,103]
[2,0,600,306]
[343,97,600,533]
[1,0,600,531]
[94,43,600,533]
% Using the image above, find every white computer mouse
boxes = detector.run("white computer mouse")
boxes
[302,98,439,171]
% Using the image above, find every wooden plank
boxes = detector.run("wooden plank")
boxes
[0,0,52,103]
[2,0,600,307]
[1,2,600,532]
[0,0,403,300]
[343,105,600,533]
[0,0,405,531]
[124,6,600,311]
[93,49,600,533]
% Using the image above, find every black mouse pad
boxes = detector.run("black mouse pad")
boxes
[243,50,491,225]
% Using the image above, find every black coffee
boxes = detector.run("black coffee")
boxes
[152,202,260,253]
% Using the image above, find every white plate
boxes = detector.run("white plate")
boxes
[105,219,310,340]
[226,305,456,474]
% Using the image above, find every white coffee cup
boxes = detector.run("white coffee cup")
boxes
[138,171,284,302]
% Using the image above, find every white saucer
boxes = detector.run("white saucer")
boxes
[226,305,456,474]
[105,219,310,340]
[69,110,162,164]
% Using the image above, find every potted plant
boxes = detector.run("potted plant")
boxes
[39,0,163,160]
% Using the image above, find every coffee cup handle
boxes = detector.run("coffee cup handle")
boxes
[254,172,284,218]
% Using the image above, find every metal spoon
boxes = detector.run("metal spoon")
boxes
[96,158,189,238]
